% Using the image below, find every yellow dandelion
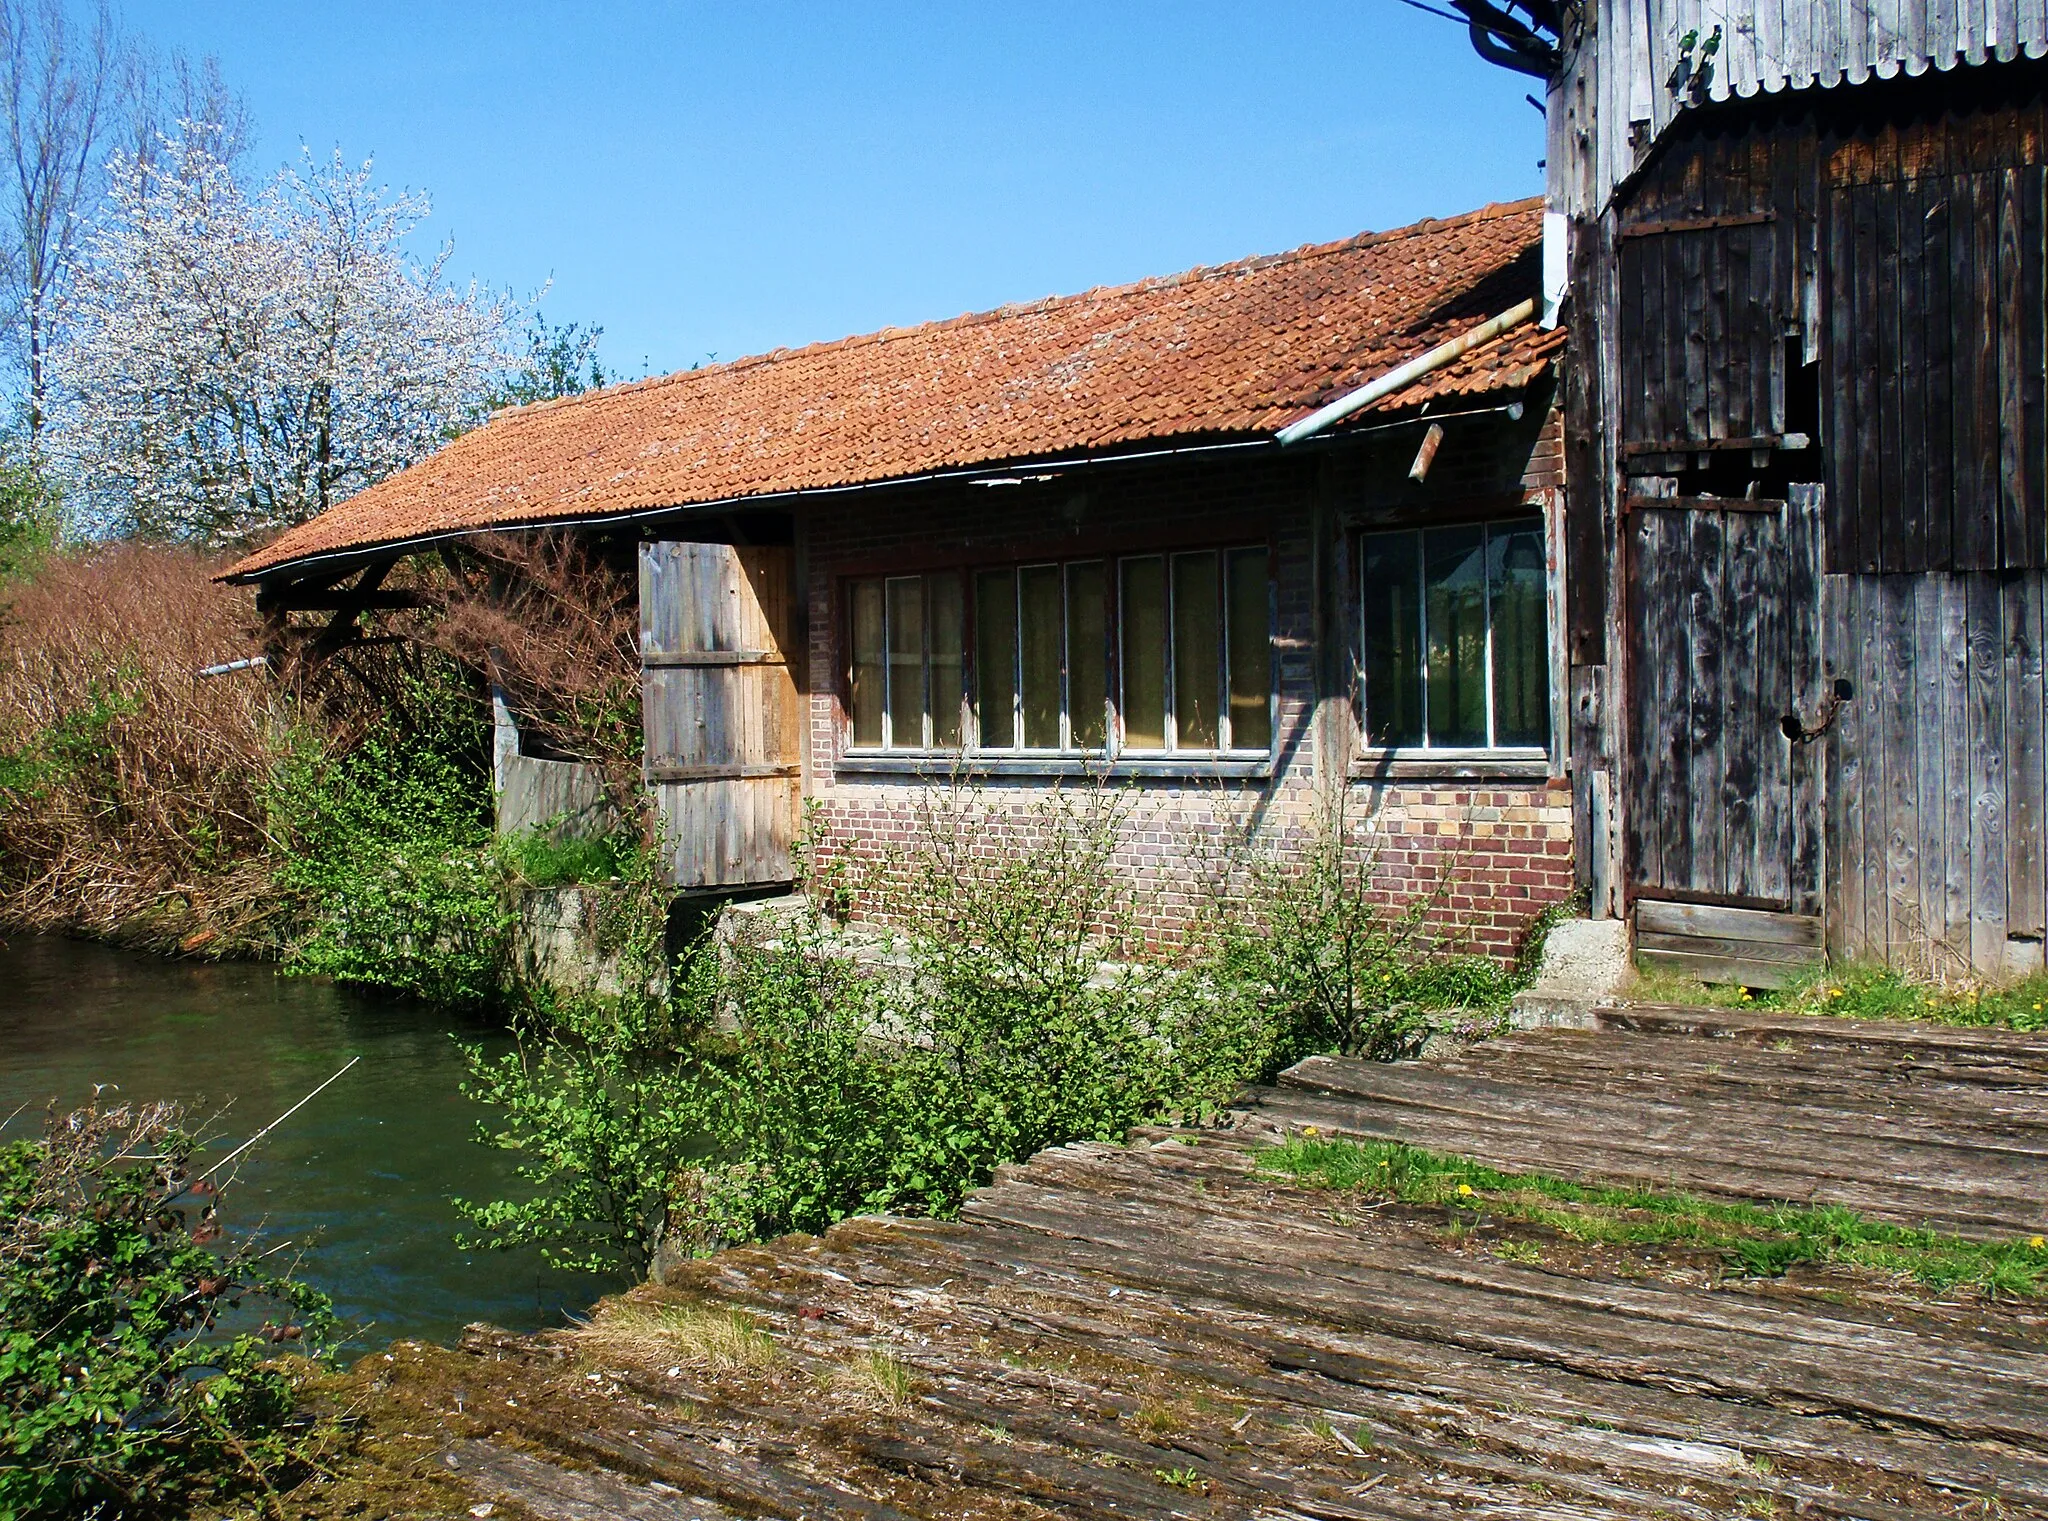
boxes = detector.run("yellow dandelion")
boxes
[1829,987,1845,999]
[1456,1183,1475,1198]
[1301,1125,1319,1138]
[2032,1235,2045,1250]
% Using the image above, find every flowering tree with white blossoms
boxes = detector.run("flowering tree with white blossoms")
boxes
[47,128,517,545]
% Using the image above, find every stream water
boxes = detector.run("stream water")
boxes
[0,932,618,1351]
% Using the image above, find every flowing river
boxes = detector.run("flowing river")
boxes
[0,932,618,1351]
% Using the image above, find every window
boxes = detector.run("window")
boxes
[1118,548,1271,754]
[848,572,964,749]
[974,561,1108,750]
[844,544,1272,758]
[1359,518,1549,751]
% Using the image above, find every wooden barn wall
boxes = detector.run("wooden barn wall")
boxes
[1555,0,2048,217]
[1617,64,2048,575]
[1827,569,2048,977]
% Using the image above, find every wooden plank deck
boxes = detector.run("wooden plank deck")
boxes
[332,1013,2048,1521]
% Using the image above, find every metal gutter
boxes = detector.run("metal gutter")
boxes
[1274,297,1538,446]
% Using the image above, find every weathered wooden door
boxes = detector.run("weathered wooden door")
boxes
[640,542,801,891]
[1626,484,1827,982]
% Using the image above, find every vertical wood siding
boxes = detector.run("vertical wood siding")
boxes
[1825,568,2048,975]
[640,542,802,890]
[1626,485,1825,913]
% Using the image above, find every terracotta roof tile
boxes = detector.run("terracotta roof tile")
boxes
[228,197,1557,579]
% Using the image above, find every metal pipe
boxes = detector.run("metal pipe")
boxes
[1275,297,1538,446]
[196,655,268,678]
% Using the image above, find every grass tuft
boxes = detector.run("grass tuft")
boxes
[575,1300,781,1372]
[1260,1135,2048,1299]
[1634,959,2048,1032]
[835,1346,917,1407]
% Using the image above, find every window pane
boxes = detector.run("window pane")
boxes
[1019,565,1063,748]
[1120,557,1167,749]
[976,569,1017,748]
[850,577,885,747]
[1066,561,1107,750]
[886,576,925,748]
[1226,548,1270,752]
[1489,520,1550,747]
[1361,532,1422,747]
[1425,526,1488,748]
[1172,553,1220,749]
[930,573,964,748]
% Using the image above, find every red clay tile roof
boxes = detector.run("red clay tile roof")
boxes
[227,197,1558,580]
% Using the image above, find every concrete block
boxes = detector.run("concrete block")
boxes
[1527,916,1634,998]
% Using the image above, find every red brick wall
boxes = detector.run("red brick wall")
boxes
[795,396,1575,962]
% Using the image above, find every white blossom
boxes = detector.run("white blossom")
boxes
[46,130,517,545]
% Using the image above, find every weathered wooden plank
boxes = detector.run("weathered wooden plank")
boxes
[1884,571,1921,963]
[2010,571,2048,939]
[1722,508,1765,900]
[1833,573,1868,959]
[1687,507,1727,893]
[1944,574,1977,967]
[1851,182,1884,575]
[1636,898,1825,946]
[1924,178,1957,572]
[1962,170,2004,568]
[2000,167,2030,568]
[1917,573,1952,975]
[1896,176,1929,574]
[1971,571,2011,969]
[1787,486,1826,917]
[1877,181,1908,574]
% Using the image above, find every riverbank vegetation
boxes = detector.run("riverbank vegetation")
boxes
[0,1099,338,1517]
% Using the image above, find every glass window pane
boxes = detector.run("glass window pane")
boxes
[1361,532,1422,748]
[1066,561,1106,750]
[1489,520,1550,748]
[975,569,1017,748]
[1425,526,1488,748]
[1120,557,1167,749]
[929,573,965,748]
[1172,552,1220,750]
[886,576,925,748]
[850,577,885,747]
[1019,564,1063,748]
[1226,548,1270,752]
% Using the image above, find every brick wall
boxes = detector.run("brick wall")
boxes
[795,394,1575,962]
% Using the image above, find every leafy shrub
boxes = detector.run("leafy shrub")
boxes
[0,1100,336,1518]
[1210,800,1520,1065]
[272,668,510,1008]
[458,790,1277,1274]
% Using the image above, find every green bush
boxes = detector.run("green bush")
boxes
[272,670,511,1009]
[1210,802,1520,1065]
[0,1101,336,1518]
[457,791,1276,1274]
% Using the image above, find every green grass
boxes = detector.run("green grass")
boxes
[1632,959,2048,1033]
[499,828,633,888]
[1259,1135,2048,1298]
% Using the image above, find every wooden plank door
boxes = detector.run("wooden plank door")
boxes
[640,542,801,891]
[1626,485,1826,927]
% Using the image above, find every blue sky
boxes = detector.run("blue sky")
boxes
[127,2,1543,379]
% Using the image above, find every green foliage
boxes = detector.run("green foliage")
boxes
[455,842,690,1277]
[0,1101,336,1519]
[0,447,59,586]
[457,790,1279,1275]
[499,827,633,889]
[480,314,608,414]
[1210,803,1520,1066]
[272,671,511,1008]
[1261,1135,2048,1297]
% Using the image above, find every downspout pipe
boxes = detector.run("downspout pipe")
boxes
[1275,297,1538,446]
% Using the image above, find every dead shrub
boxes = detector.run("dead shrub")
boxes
[0,544,286,947]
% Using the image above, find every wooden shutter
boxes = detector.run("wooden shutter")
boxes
[639,542,801,890]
